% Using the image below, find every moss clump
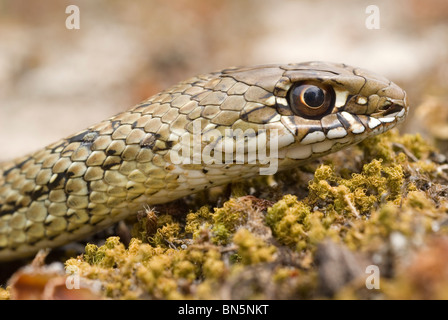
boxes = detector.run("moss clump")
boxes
[150,219,182,247]
[233,228,276,265]
[266,195,332,251]
[307,159,405,214]
[36,129,448,299]
[66,231,276,299]
[359,130,435,163]
[83,237,126,268]
[265,155,406,254]
[185,206,213,240]
[211,198,252,244]
[343,193,441,252]
[184,197,265,245]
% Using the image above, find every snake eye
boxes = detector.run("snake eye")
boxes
[288,83,334,119]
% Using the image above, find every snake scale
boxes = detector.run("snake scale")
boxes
[0,62,408,261]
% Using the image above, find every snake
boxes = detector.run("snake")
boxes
[0,62,408,261]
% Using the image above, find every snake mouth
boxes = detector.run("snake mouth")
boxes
[381,103,405,117]
[279,103,408,162]
[368,105,407,132]
[368,95,408,127]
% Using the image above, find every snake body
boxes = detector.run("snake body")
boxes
[0,62,408,261]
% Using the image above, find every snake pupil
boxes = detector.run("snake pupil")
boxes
[303,86,324,108]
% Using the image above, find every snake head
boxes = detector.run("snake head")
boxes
[222,61,408,163]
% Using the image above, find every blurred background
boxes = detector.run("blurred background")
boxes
[0,0,447,161]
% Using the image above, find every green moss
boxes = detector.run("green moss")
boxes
[185,206,213,240]
[359,130,434,163]
[307,159,404,215]
[184,198,255,245]
[233,228,276,265]
[52,129,448,299]
[264,154,406,253]
[266,195,311,248]
[202,251,227,279]
[150,221,181,247]
[398,132,435,159]
[211,198,249,244]
[83,236,125,268]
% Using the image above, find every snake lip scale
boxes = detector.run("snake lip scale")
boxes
[0,61,408,261]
